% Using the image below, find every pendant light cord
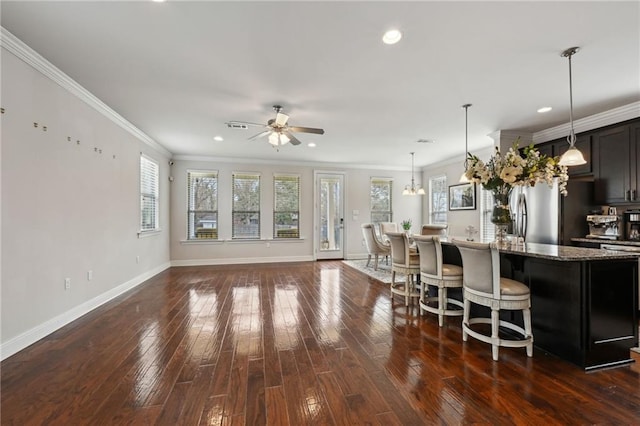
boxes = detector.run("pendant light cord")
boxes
[462,104,471,168]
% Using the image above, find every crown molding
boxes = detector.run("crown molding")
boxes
[170,154,412,171]
[0,27,172,158]
[533,101,640,143]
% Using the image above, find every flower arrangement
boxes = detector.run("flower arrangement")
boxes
[401,219,412,231]
[464,141,569,196]
[464,140,569,231]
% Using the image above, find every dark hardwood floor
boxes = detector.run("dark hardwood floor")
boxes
[2,261,640,425]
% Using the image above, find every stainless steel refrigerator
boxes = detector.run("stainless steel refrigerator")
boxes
[511,178,594,245]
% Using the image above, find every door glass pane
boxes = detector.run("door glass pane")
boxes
[320,177,341,251]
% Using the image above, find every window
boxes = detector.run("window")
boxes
[140,155,159,232]
[370,177,393,224]
[232,172,260,239]
[187,171,218,240]
[480,188,496,241]
[429,175,447,224]
[274,174,300,239]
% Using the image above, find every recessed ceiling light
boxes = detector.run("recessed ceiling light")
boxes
[213,136,223,141]
[152,0,166,3]
[308,142,316,148]
[382,29,402,45]
[537,106,552,113]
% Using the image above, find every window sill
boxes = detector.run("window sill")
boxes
[180,237,306,245]
[138,229,162,238]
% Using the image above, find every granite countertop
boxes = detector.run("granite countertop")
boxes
[441,238,640,261]
[571,237,640,247]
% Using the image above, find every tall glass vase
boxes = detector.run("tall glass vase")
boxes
[491,185,513,246]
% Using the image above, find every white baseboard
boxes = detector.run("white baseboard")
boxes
[171,255,314,267]
[0,262,171,361]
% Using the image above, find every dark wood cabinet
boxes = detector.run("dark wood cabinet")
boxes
[634,122,640,198]
[593,124,633,204]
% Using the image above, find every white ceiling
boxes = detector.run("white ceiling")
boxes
[1,1,639,169]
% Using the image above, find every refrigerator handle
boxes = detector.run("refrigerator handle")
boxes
[521,194,528,240]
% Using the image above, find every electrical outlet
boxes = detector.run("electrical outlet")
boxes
[87,270,93,281]
[136,256,140,264]
[266,242,270,248]
[64,278,71,290]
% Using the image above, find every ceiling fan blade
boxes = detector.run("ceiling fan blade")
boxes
[248,130,272,140]
[284,132,301,146]
[275,112,289,127]
[226,120,267,128]
[288,126,325,135]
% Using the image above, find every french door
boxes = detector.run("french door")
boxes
[315,172,345,260]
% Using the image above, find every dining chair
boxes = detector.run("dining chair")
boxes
[379,222,398,243]
[453,239,533,361]
[361,223,390,270]
[413,235,463,326]
[420,224,448,237]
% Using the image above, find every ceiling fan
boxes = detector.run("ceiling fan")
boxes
[226,105,324,147]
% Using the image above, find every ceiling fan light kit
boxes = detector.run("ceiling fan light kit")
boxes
[226,105,324,150]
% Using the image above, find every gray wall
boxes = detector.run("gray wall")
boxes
[1,44,171,358]
[169,159,424,263]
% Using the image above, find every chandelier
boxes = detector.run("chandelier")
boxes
[403,152,425,196]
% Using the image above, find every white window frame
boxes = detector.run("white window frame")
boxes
[187,170,218,240]
[232,172,261,239]
[140,154,159,233]
[370,177,393,224]
[429,175,447,224]
[274,174,301,239]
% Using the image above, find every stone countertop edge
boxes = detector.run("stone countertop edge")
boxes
[442,238,640,261]
[571,237,640,247]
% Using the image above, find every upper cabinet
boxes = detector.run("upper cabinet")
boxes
[593,122,637,204]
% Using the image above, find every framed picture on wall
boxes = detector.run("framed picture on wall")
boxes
[449,183,476,210]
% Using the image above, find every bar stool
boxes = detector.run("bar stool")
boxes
[453,240,533,361]
[386,232,421,306]
[413,235,463,326]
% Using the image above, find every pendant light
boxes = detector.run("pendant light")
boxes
[459,103,472,183]
[403,152,425,196]
[558,47,587,166]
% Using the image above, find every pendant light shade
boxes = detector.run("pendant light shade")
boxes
[403,152,425,196]
[558,47,587,167]
[459,104,472,183]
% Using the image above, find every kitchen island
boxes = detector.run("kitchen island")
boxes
[440,240,639,370]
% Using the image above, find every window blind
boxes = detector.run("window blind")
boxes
[370,178,393,224]
[429,175,447,224]
[232,173,260,239]
[140,155,159,231]
[187,171,218,239]
[480,188,496,241]
[274,175,300,238]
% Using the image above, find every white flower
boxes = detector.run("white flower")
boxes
[499,165,522,184]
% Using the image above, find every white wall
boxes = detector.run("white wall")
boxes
[169,159,423,263]
[421,146,494,237]
[1,45,171,358]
